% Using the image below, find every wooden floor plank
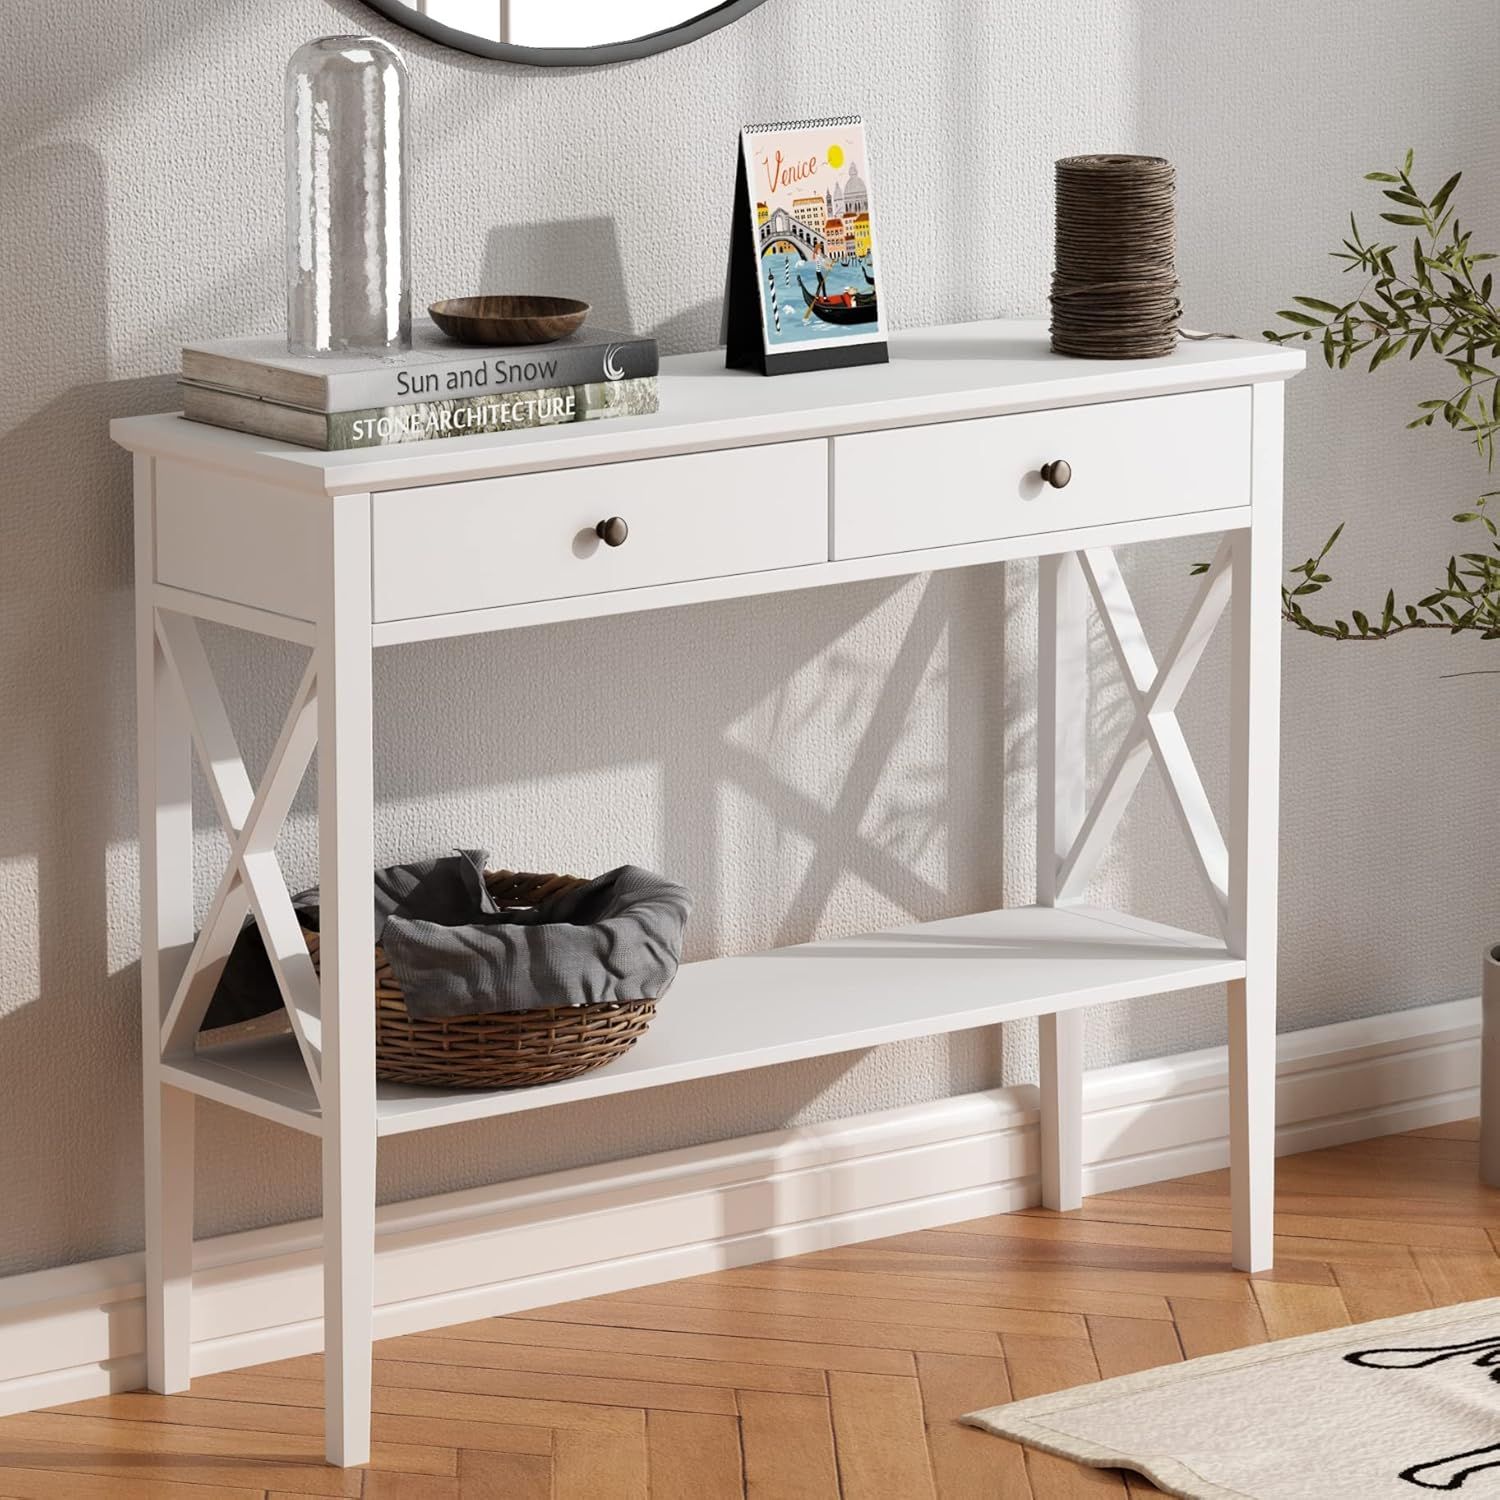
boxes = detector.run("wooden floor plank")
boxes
[553,1422,648,1500]
[182,1374,552,1458]
[361,1474,460,1499]
[179,1371,642,1437]
[1410,1119,1479,1140]
[426,1313,915,1375]
[900,1228,1293,1300]
[1167,1294,1268,1360]
[987,1205,1447,1263]
[827,1371,938,1500]
[916,1352,1031,1500]
[457,1449,554,1500]
[525,1294,994,1356]
[713,1262,1173,1323]
[456,1452,558,1500]
[0,1468,263,1500]
[738,1391,839,1500]
[280,1353,740,1417]
[622,1277,1091,1340]
[1085,1315,1182,1379]
[1045,1195,1496,1247]
[261,1346,737,1415]
[1021,1459,1131,1500]
[1250,1279,1351,1340]
[1414,1247,1500,1304]
[379,1331,825,1394]
[1331,1259,1435,1322]
[645,1410,743,1499]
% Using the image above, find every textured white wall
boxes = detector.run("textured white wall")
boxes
[2,0,1497,1276]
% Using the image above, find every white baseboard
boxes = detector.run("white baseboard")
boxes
[0,995,1480,1418]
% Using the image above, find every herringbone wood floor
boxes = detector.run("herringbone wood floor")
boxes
[1,1119,1493,1498]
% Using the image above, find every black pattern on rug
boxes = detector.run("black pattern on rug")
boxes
[1346,1337,1500,1489]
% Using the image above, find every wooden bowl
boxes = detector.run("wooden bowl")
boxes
[428,295,590,346]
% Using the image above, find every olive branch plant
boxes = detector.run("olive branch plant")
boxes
[1198,151,1500,641]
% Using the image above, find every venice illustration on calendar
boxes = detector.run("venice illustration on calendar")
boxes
[743,116,886,353]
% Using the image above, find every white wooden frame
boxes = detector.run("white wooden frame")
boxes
[122,322,1295,1466]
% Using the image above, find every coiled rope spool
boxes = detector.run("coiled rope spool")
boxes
[1050,154,1179,359]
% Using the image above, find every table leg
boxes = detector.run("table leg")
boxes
[136,464,196,1392]
[1039,1011,1084,1211]
[1037,551,1088,1212]
[1227,383,1284,1272]
[318,493,377,1467]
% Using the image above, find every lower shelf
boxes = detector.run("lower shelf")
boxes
[163,902,1243,1137]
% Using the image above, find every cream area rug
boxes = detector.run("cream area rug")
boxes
[964,1299,1500,1498]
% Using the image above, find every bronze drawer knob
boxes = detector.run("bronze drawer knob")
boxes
[1040,459,1072,489]
[595,516,629,547]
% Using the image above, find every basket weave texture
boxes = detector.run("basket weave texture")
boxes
[303,869,657,1090]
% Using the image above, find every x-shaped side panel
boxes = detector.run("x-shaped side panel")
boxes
[155,612,324,1098]
[1053,539,1234,935]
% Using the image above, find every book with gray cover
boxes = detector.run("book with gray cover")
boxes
[181,378,660,450]
[181,325,658,412]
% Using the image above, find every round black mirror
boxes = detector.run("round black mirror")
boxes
[362,0,774,67]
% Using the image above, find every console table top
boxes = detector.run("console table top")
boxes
[111,317,1304,496]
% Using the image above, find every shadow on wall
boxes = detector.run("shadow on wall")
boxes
[0,143,180,1269]
[480,218,633,332]
[375,573,980,960]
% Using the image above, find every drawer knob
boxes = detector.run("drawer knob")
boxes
[1040,459,1072,489]
[595,516,629,547]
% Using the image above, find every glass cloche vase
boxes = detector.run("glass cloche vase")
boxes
[285,34,411,356]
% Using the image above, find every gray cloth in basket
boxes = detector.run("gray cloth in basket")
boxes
[201,851,690,1027]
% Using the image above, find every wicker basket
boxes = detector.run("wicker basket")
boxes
[303,869,657,1090]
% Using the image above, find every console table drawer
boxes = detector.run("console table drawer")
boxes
[831,387,1250,560]
[372,441,828,621]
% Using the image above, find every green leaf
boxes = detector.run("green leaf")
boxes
[1353,609,1371,634]
[1430,171,1463,217]
[1295,296,1345,315]
[1277,310,1325,327]
[1380,213,1427,226]
[1365,171,1401,182]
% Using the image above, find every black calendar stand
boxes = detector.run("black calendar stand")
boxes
[723,146,888,377]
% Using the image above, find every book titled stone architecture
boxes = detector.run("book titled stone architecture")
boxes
[181,377,659,450]
[181,326,658,411]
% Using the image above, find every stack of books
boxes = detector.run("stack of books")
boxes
[179,326,659,451]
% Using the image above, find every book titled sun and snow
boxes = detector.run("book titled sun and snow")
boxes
[179,325,660,450]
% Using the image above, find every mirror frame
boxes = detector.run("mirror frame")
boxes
[362,0,773,66]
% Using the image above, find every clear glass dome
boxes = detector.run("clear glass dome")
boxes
[285,35,411,356]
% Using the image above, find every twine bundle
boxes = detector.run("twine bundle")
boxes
[1051,154,1179,359]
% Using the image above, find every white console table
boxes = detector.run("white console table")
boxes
[114,317,1301,1466]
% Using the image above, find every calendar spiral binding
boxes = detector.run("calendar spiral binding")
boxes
[742,113,863,134]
